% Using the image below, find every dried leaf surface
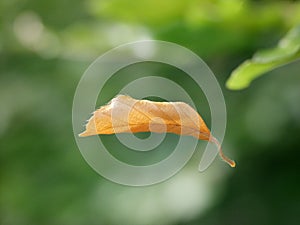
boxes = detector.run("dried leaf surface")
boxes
[80,95,235,167]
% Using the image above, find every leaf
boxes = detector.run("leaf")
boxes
[226,25,300,90]
[79,95,235,167]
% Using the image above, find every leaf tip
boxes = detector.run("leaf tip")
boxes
[78,131,89,137]
[225,79,245,90]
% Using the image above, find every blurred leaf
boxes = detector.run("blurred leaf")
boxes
[226,25,300,90]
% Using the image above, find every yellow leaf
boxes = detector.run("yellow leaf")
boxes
[80,95,235,167]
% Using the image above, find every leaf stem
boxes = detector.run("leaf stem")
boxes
[210,136,236,168]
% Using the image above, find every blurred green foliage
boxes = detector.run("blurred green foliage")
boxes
[1,0,300,225]
[227,25,300,90]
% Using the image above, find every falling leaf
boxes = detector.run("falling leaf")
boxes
[79,95,235,167]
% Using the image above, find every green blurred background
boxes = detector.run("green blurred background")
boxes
[1,0,300,224]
